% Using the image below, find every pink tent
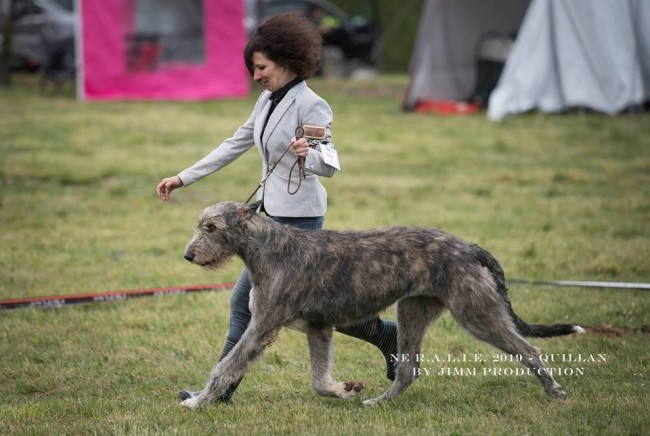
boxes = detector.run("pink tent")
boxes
[77,0,249,101]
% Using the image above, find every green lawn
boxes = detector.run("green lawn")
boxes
[1,74,648,434]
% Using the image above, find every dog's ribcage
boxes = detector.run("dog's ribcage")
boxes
[244,225,489,327]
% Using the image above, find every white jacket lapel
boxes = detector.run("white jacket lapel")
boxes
[261,82,306,148]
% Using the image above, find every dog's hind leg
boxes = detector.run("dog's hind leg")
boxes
[306,326,365,399]
[364,296,444,406]
[448,283,567,400]
[181,323,279,409]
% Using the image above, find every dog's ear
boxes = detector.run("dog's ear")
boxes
[235,201,262,221]
[246,200,263,215]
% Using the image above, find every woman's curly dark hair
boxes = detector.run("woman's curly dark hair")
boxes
[244,12,322,79]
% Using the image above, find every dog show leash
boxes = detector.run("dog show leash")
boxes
[244,125,325,203]
[286,125,313,195]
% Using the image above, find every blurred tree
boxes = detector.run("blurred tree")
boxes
[330,0,424,72]
[0,0,16,86]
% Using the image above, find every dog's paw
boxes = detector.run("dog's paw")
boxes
[344,381,365,394]
[177,389,195,402]
[181,397,202,410]
[546,384,567,400]
[333,380,365,399]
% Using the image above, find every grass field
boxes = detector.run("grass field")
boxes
[1,74,649,434]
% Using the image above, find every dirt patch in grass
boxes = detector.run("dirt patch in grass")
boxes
[585,325,650,336]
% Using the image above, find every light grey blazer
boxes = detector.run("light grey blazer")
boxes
[177,81,338,217]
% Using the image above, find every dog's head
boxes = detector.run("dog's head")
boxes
[183,201,260,269]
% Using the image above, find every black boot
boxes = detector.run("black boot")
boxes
[178,337,242,403]
[336,317,398,381]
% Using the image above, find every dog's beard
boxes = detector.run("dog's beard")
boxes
[198,256,230,270]
[193,248,234,271]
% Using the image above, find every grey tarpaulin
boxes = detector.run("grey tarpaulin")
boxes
[403,0,530,110]
[488,0,650,120]
[403,0,650,119]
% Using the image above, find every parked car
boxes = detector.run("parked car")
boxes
[0,0,74,72]
[245,0,379,76]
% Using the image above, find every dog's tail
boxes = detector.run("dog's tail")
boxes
[471,244,585,338]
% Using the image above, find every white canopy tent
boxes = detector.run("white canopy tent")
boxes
[403,0,530,113]
[404,0,650,120]
[488,0,650,120]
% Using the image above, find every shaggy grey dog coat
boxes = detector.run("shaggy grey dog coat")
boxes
[180,201,583,408]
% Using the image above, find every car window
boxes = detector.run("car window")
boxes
[264,2,308,17]
[51,0,73,10]
[11,0,40,17]
[1,0,72,20]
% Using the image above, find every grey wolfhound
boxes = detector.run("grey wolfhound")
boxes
[180,201,583,409]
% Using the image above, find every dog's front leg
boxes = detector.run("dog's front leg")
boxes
[306,327,365,399]
[181,324,278,410]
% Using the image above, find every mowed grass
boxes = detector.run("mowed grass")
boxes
[1,74,648,434]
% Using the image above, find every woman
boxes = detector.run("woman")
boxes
[156,13,397,402]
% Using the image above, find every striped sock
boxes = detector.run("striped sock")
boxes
[218,337,240,402]
[178,337,240,403]
[336,317,398,381]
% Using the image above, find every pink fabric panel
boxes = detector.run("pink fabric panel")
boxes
[81,0,249,101]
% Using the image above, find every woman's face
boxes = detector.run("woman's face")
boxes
[251,52,294,92]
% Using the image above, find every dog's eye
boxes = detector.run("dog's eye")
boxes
[205,224,216,233]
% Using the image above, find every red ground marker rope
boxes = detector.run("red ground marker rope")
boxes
[1,279,647,312]
[0,282,235,311]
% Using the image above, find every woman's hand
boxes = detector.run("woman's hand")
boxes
[291,137,309,158]
[156,176,184,201]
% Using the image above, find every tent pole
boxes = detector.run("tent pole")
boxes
[74,0,85,101]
